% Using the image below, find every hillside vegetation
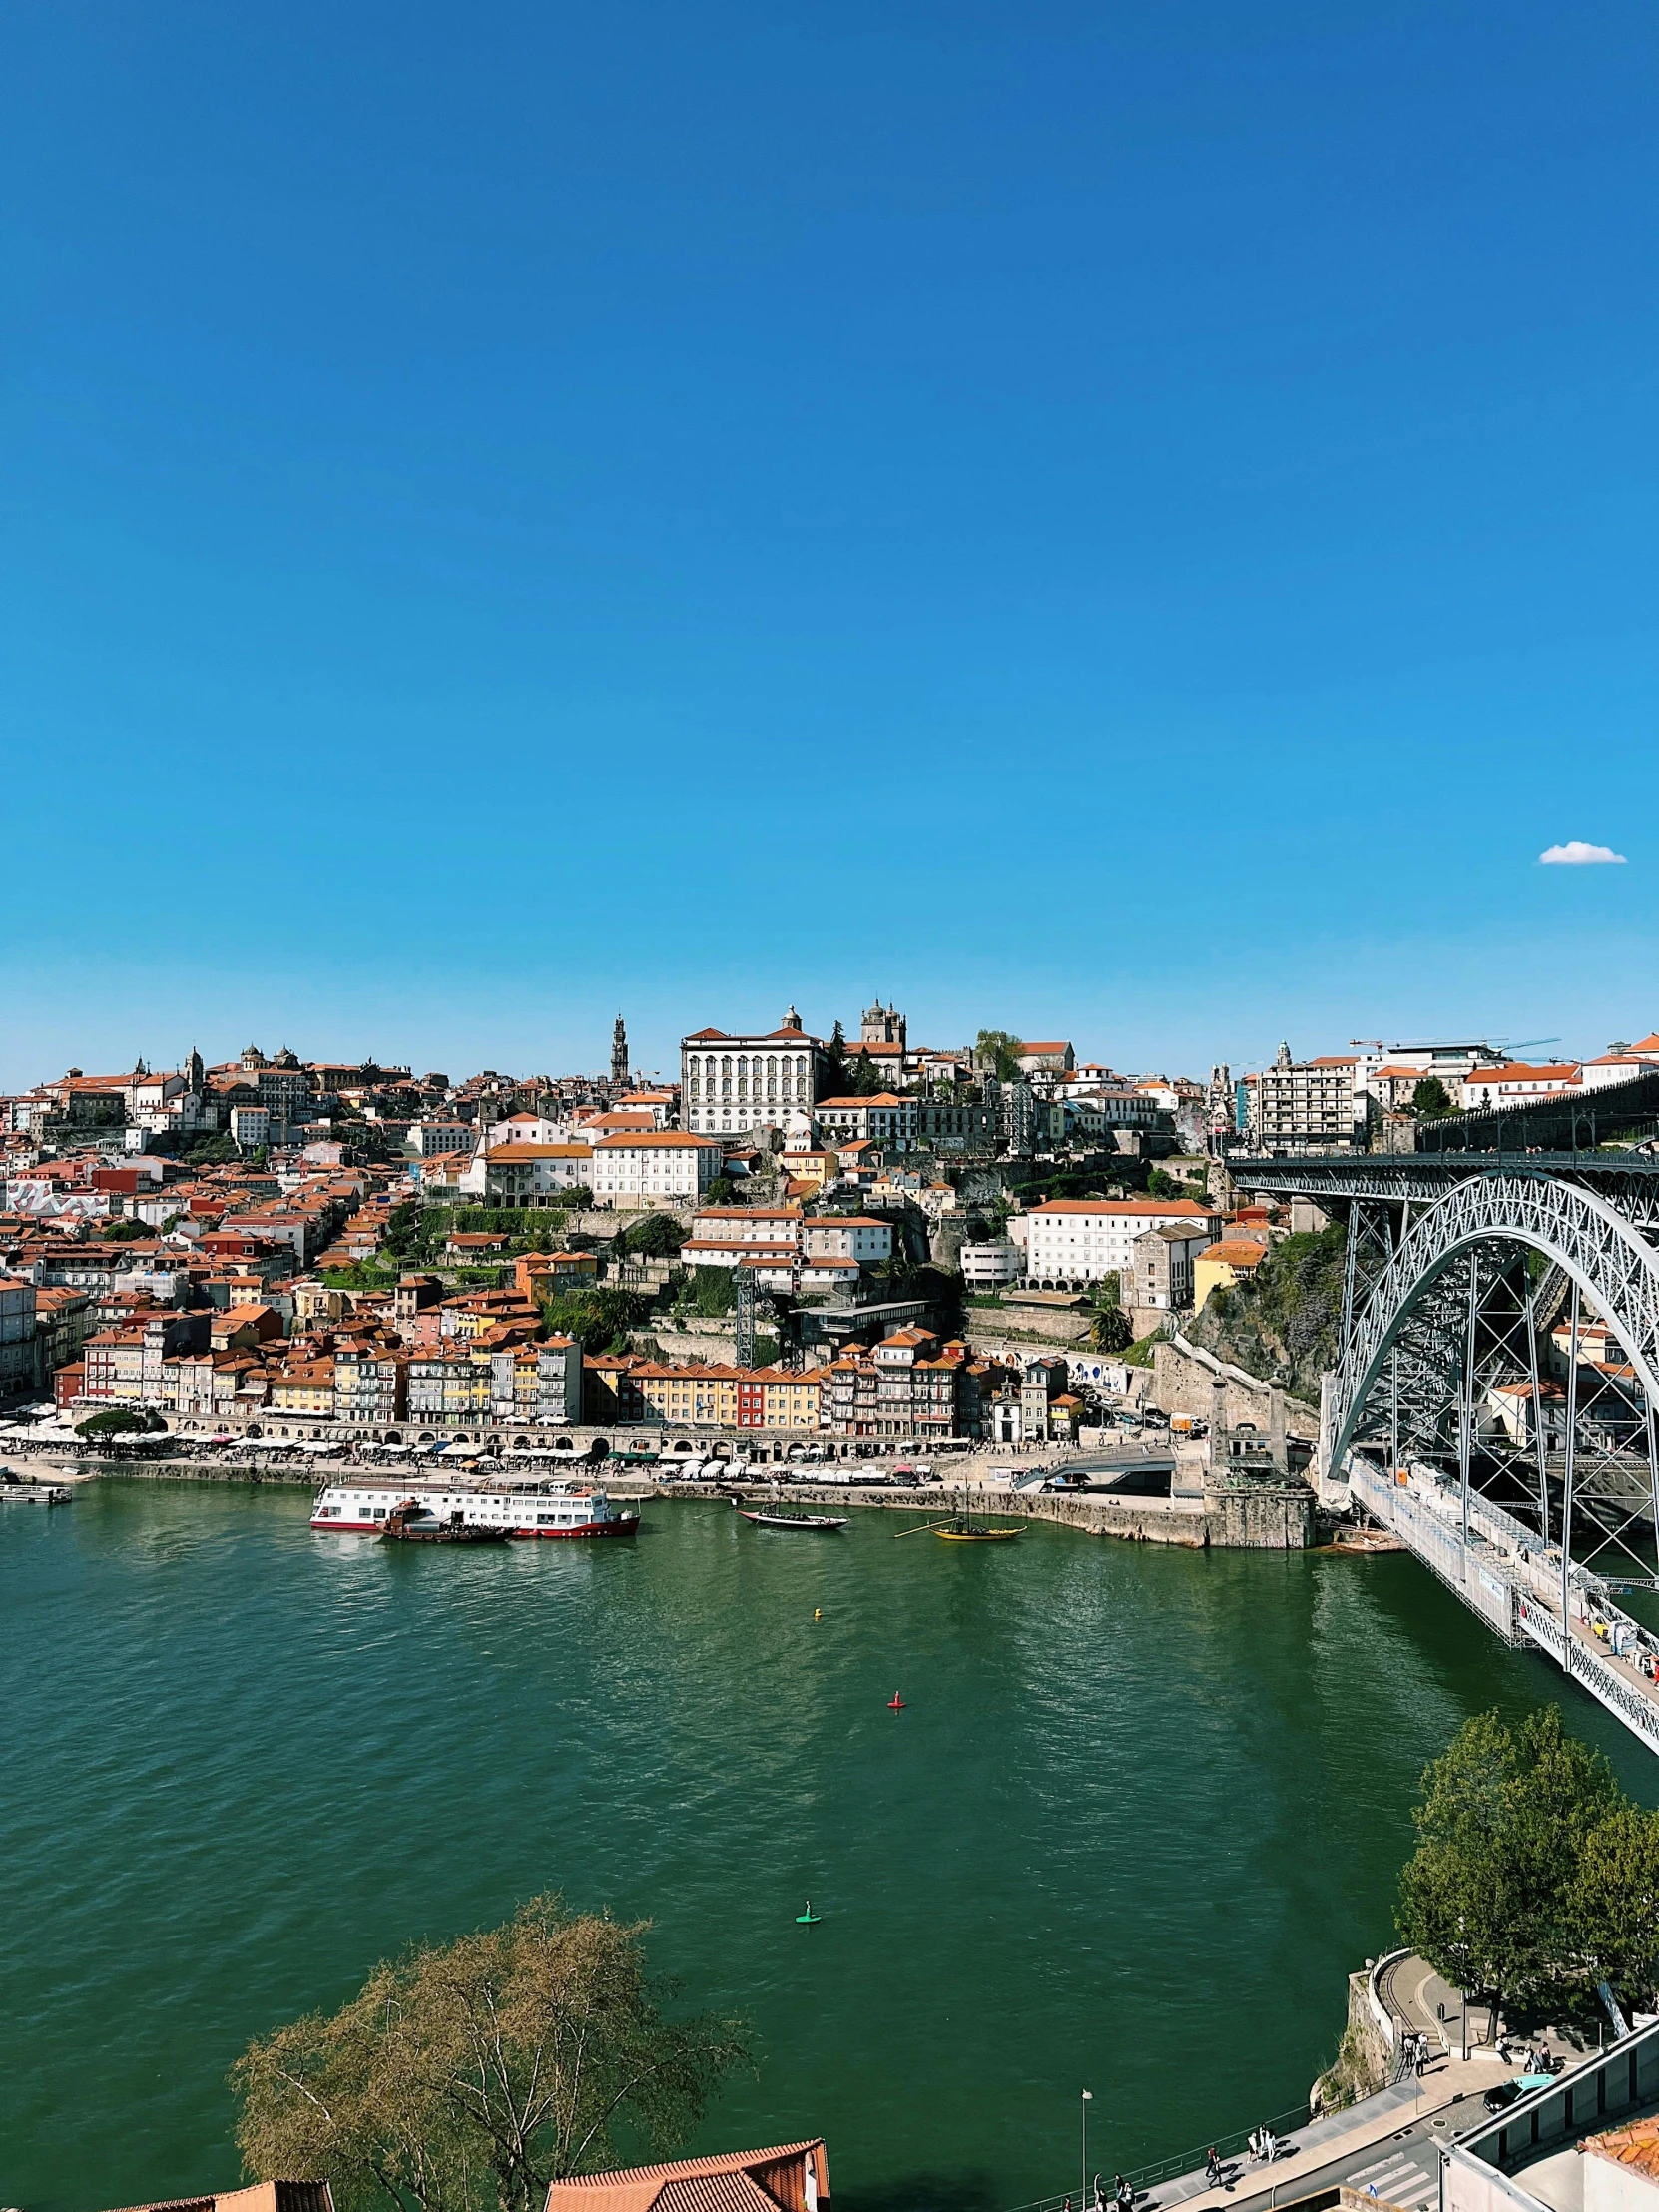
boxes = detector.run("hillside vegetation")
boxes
[1184,1222,1346,1404]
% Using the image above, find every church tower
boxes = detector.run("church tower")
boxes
[611,1015,629,1087]
[183,1046,205,1093]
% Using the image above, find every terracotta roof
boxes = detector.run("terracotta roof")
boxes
[1581,2117,1659,2179]
[1466,1062,1581,1083]
[544,2139,827,2212]
[1030,1199,1215,1218]
[1202,1241,1270,1266]
[594,1131,720,1148]
[486,1143,594,1161]
[816,1095,908,1110]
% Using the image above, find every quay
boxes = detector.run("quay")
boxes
[6,1442,1325,1548]
[1013,1977,1659,2212]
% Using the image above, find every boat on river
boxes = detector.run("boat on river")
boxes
[733,1504,849,1531]
[380,1500,512,1544]
[312,1477,639,1540]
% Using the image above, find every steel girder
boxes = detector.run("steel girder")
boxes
[1330,1173,1659,1473]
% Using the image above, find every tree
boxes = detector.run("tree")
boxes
[975,1029,1024,1083]
[380,1202,424,1261]
[689,1267,736,1318]
[623,1214,685,1260]
[1412,1076,1456,1121]
[184,1132,243,1165]
[101,1216,154,1243]
[232,1892,751,2212]
[75,1406,165,1439]
[1572,1806,1659,2010]
[1092,1306,1134,1353]
[1396,1707,1619,2026]
[825,1020,848,1092]
[852,1050,882,1097]
[541,1286,649,1353]
[704,1177,736,1206]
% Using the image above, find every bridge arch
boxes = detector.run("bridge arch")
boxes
[1330,1172,1659,1472]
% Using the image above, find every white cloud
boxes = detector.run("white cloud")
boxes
[1538,841,1627,866]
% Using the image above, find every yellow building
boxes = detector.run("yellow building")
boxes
[757,1367,827,1429]
[1192,1239,1270,1312]
[268,1357,336,1415]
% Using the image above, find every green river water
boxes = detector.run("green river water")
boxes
[3,1480,1655,2212]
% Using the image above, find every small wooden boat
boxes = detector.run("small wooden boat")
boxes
[734,1505,848,1531]
[380,1501,512,1545]
[935,1522,1022,1542]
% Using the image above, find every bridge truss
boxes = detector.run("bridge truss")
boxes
[1234,1157,1659,1753]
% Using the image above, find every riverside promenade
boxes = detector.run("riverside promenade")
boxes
[1012,1963,1593,2212]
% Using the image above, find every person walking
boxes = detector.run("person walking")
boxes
[1206,2149,1222,2188]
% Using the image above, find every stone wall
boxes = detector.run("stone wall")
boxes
[1152,1333,1319,1439]
[1312,1969,1393,2112]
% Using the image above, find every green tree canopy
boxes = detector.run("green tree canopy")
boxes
[623,1213,685,1259]
[1412,1075,1456,1120]
[540,1286,649,1353]
[75,1406,166,1439]
[1396,1706,1620,2021]
[1572,1805,1659,2009]
[1092,1306,1134,1353]
[975,1029,1025,1082]
[688,1266,736,1318]
[232,1893,751,2212]
[100,1215,154,1242]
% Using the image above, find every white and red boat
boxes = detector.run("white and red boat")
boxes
[311,1477,638,1540]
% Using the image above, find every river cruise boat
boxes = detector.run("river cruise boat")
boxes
[311,1477,638,1540]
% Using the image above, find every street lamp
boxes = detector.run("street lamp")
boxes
[1082,2089,1094,2208]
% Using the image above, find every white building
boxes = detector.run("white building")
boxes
[480,1113,571,1149]
[813,1094,917,1149]
[959,1239,1023,1288]
[229,1106,272,1150]
[1017,1198,1223,1288]
[591,1130,721,1206]
[803,1216,893,1264]
[1577,1053,1656,1092]
[1252,1047,1369,1154]
[681,1206,804,1269]
[1460,1061,1582,1112]
[470,1142,595,1204]
[681,1010,829,1136]
[1016,1041,1075,1076]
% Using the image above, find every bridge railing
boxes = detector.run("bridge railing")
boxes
[1000,2097,1313,2212]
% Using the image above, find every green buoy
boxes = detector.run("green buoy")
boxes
[796,1901,821,1925]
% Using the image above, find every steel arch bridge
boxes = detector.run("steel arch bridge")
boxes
[1233,1154,1659,1756]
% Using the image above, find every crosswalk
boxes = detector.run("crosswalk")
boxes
[1342,2145,1439,2211]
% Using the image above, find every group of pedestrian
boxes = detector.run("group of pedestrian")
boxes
[1082,2173,1134,2212]
[1401,2029,1430,2077]
[1247,2127,1282,2164]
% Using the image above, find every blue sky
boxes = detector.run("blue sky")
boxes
[4,1,1657,1087]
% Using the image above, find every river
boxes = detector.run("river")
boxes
[2,1480,1653,2212]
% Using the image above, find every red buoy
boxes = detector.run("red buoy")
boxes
[888,1694,905,1709]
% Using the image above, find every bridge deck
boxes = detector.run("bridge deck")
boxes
[1349,1458,1659,1753]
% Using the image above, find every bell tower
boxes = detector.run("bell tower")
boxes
[611,1015,629,1087]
